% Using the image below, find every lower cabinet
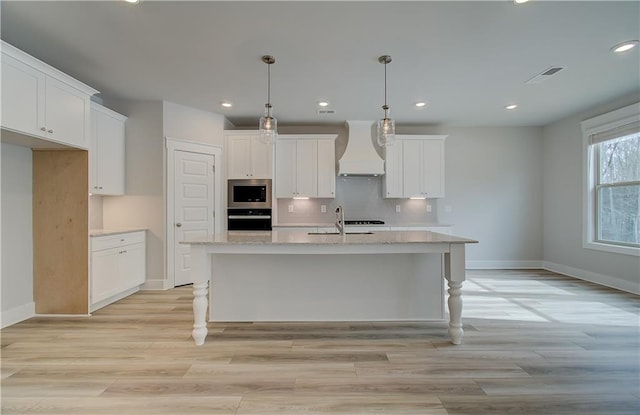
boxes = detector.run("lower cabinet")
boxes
[90,230,146,311]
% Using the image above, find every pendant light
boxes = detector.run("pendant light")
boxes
[376,55,396,147]
[259,55,277,144]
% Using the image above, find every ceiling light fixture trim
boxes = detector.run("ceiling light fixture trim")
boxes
[259,55,277,144]
[612,40,639,53]
[377,55,395,147]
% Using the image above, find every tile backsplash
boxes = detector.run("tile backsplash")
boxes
[276,176,438,224]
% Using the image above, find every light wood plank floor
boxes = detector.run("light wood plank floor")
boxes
[2,270,638,414]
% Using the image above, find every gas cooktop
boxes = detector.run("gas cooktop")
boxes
[344,220,385,225]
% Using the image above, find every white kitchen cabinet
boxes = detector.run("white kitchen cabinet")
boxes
[383,139,403,198]
[1,41,98,149]
[275,135,337,198]
[90,231,145,311]
[384,135,447,199]
[225,131,273,179]
[317,138,336,197]
[90,103,127,195]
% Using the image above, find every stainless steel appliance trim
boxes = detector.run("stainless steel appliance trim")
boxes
[228,179,272,209]
[228,215,272,219]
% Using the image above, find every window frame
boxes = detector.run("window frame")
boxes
[581,103,640,257]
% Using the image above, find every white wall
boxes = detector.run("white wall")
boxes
[542,95,640,294]
[439,127,544,268]
[1,143,34,327]
[163,101,226,146]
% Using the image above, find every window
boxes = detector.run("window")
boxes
[582,103,640,256]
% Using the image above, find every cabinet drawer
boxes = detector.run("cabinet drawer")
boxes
[91,231,145,251]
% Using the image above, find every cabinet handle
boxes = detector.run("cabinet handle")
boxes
[40,127,46,132]
[47,129,54,134]
[176,223,182,227]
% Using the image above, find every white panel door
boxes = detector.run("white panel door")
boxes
[45,76,89,148]
[250,135,273,179]
[174,150,214,286]
[1,54,45,137]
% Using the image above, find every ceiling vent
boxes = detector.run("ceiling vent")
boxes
[317,108,336,115]
[525,66,565,84]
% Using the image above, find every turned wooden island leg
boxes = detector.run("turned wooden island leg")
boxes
[444,243,466,345]
[190,245,211,346]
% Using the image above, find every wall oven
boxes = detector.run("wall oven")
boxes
[227,179,272,231]
[227,208,272,231]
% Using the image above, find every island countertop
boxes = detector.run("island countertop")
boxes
[184,230,477,246]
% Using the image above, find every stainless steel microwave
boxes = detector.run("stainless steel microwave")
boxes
[227,179,272,209]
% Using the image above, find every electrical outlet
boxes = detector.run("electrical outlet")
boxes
[445,205,453,213]
[426,204,432,213]
[395,205,401,213]
[321,205,327,213]
[288,204,294,213]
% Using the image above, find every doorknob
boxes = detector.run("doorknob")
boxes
[176,223,182,227]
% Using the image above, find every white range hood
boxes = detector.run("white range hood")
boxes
[338,120,385,176]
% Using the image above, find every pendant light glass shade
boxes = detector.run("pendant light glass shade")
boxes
[259,55,277,144]
[377,108,395,147]
[376,55,395,147]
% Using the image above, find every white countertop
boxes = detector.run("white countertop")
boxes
[184,230,476,246]
[89,228,146,237]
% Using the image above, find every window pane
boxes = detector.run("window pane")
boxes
[597,184,640,246]
[598,132,640,184]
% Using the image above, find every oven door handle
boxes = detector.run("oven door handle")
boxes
[228,215,272,219]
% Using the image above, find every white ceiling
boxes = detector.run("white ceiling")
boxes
[2,1,638,128]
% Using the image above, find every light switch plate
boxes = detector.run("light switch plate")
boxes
[395,205,401,213]
[288,205,294,213]
[321,205,327,213]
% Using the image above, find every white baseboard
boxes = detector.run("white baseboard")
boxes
[141,278,174,290]
[1,301,35,329]
[466,260,543,269]
[543,261,640,295]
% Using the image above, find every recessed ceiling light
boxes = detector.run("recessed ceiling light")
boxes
[611,40,639,53]
[220,101,233,108]
[513,0,530,4]
[415,101,426,108]
[505,104,518,110]
[124,0,140,4]
[317,101,330,107]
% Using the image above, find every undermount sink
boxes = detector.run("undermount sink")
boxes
[307,232,374,235]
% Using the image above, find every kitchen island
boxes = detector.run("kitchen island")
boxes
[185,230,477,346]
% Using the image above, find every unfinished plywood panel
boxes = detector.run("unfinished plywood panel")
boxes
[33,150,88,314]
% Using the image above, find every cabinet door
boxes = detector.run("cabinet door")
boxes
[402,140,424,198]
[421,139,444,198]
[119,243,146,290]
[250,136,273,179]
[1,54,45,137]
[275,139,297,198]
[94,110,125,195]
[295,140,318,197]
[45,76,90,149]
[383,140,403,198]
[317,139,336,198]
[227,135,252,179]
[91,247,120,304]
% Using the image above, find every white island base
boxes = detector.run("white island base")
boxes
[187,231,476,346]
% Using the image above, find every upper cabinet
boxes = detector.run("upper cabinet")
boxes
[1,41,98,149]
[225,131,273,179]
[275,135,337,198]
[384,135,447,199]
[90,103,127,195]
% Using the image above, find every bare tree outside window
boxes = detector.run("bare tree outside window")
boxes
[596,132,640,246]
